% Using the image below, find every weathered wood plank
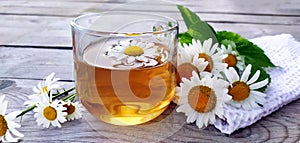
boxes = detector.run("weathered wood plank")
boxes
[0,0,299,142]
[0,78,300,142]
[1,0,300,16]
[0,47,73,80]
[1,15,300,47]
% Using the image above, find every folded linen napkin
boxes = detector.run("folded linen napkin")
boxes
[214,34,300,134]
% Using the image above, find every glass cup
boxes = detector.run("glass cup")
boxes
[71,12,178,126]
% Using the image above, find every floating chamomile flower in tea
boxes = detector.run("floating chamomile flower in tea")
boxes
[107,40,168,68]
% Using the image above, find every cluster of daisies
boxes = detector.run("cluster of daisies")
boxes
[176,38,269,128]
[0,73,82,142]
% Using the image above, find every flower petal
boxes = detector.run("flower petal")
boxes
[45,72,55,85]
[241,101,252,110]
[229,67,240,82]
[249,79,269,90]
[3,130,19,142]
[241,64,252,82]
[9,127,24,138]
[196,115,204,128]
[0,100,8,115]
[247,70,260,85]
[6,111,21,120]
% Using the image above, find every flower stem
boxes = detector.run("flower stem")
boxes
[16,104,37,118]
[16,87,76,119]
[53,87,75,100]
[63,93,77,102]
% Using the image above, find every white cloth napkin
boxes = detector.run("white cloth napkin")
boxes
[214,34,300,134]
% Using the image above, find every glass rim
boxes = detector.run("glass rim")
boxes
[70,12,179,36]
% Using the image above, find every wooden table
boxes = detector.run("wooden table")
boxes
[1,0,300,142]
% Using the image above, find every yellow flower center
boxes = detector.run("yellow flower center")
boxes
[124,46,144,56]
[228,81,250,101]
[224,54,237,67]
[176,63,199,84]
[188,86,217,113]
[43,106,57,121]
[0,115,8,136]
[39,86,48,94]
[63,104,75,115]
[198,53,214,72]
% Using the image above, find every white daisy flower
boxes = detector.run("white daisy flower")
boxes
[24,72,61,107]
[183,38,228,76]
[62,100,82,121]
[176,71,231,128]
[107,40,165,67]
[33,92,67,128]
[0,95,24,142]
[221,44,245,71]
[224,64,269,110]
[177,46,208,83]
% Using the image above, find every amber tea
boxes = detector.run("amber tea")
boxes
[75,41,176,125]
[71,12,178,126]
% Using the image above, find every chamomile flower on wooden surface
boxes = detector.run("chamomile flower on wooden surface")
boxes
[33,72,61,94]
[62,100,83,121]
[0,95,24,142]
[24,72,61,107]
[33,93,67,128]
[221,44,245,71]
[176,72,231,128]
[183,38,228,76]
[224,64,269,110]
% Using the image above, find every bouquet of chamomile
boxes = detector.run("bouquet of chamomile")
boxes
[174,5,275,129]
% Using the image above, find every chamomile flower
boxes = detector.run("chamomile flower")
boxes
[62,100,82,121]
[33,92,67,128]
[0,95,24,142]
[33,72,61,94]
[177,47,208,83]
[224,64,269,110]
[24,72,61,107]
[107,40,164,67]
[221,44,245,71]
[176,71,231,128]
[183,38,228,76]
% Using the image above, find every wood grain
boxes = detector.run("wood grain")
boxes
[1,0,300,142]
[0,79,299,142]
[1,15,300,47]
[0,47,73,80]
[1,0,300,16]
[1,0,300,47]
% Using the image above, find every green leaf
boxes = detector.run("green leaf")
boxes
[187,21,218,44]
[220,39,236,49]
[216,31,276,68]
[177,5,218,44]
[177,5,201,29]
[178,32,193,45]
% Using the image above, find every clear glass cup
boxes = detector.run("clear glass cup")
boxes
[71,12,178,126]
